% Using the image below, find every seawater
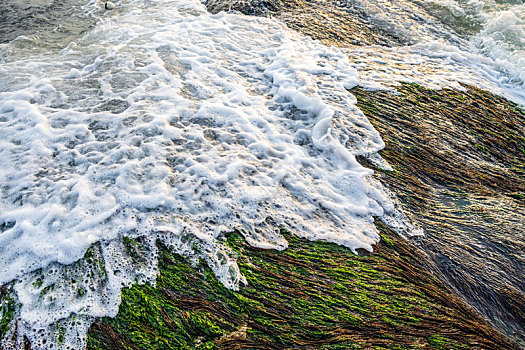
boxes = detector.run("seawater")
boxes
[339,0,525,104]
[0,0,523,348]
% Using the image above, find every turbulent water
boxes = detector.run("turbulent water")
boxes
[0,0,523,348]
[335,0,525,104]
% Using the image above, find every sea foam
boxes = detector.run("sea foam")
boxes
[344,0,525,106]
[0,0,419,348]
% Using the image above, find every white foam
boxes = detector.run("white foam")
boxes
[337,0,463,44]
[471,4,525,87]
[363,0,525,106]
[347,40,525,106]
[0,0,419,348]
[330,0,525,107]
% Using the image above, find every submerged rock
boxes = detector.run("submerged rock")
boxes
[353,83,525,345]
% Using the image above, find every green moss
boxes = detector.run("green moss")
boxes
[428,334,469,350]
[380,233,394,248]
[123,236,142,262]
[56,323,65,344]
[84,247,95,259]
[476,144,488,153]
[0,288,15,340]
[40,283,55,298]
[508,193,524,200]
[33,277,44,289]
[87,225,510,349]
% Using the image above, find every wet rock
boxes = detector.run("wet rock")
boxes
[353,83,525,345]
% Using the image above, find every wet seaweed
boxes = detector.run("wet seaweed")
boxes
[87,225,517,349]
[353,83,525,345]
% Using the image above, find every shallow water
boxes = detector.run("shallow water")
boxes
[0,0,523,348]
[328,0,525,104]
[0,0,97,48]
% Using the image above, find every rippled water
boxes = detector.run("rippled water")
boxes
[326,0,525,104]
[0,0,97,48]
[0,0,523,348]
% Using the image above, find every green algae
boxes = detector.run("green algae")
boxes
[87,225,514,349]
[39,283,56,299]
[0,287,15,340]
[57,323,65,344]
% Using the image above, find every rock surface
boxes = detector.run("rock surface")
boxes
[353,84,525,344]
[87,229,519,349]
[1,1,524,349]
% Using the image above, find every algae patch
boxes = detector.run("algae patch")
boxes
[87,226,515,349]
[0,286,16,340]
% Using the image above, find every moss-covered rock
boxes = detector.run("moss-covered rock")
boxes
[4,2,523,349]
[352,83,525,345]
[87,226,517,349]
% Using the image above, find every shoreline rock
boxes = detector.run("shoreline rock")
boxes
[353,83,525,345]
[87,228,520,349]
